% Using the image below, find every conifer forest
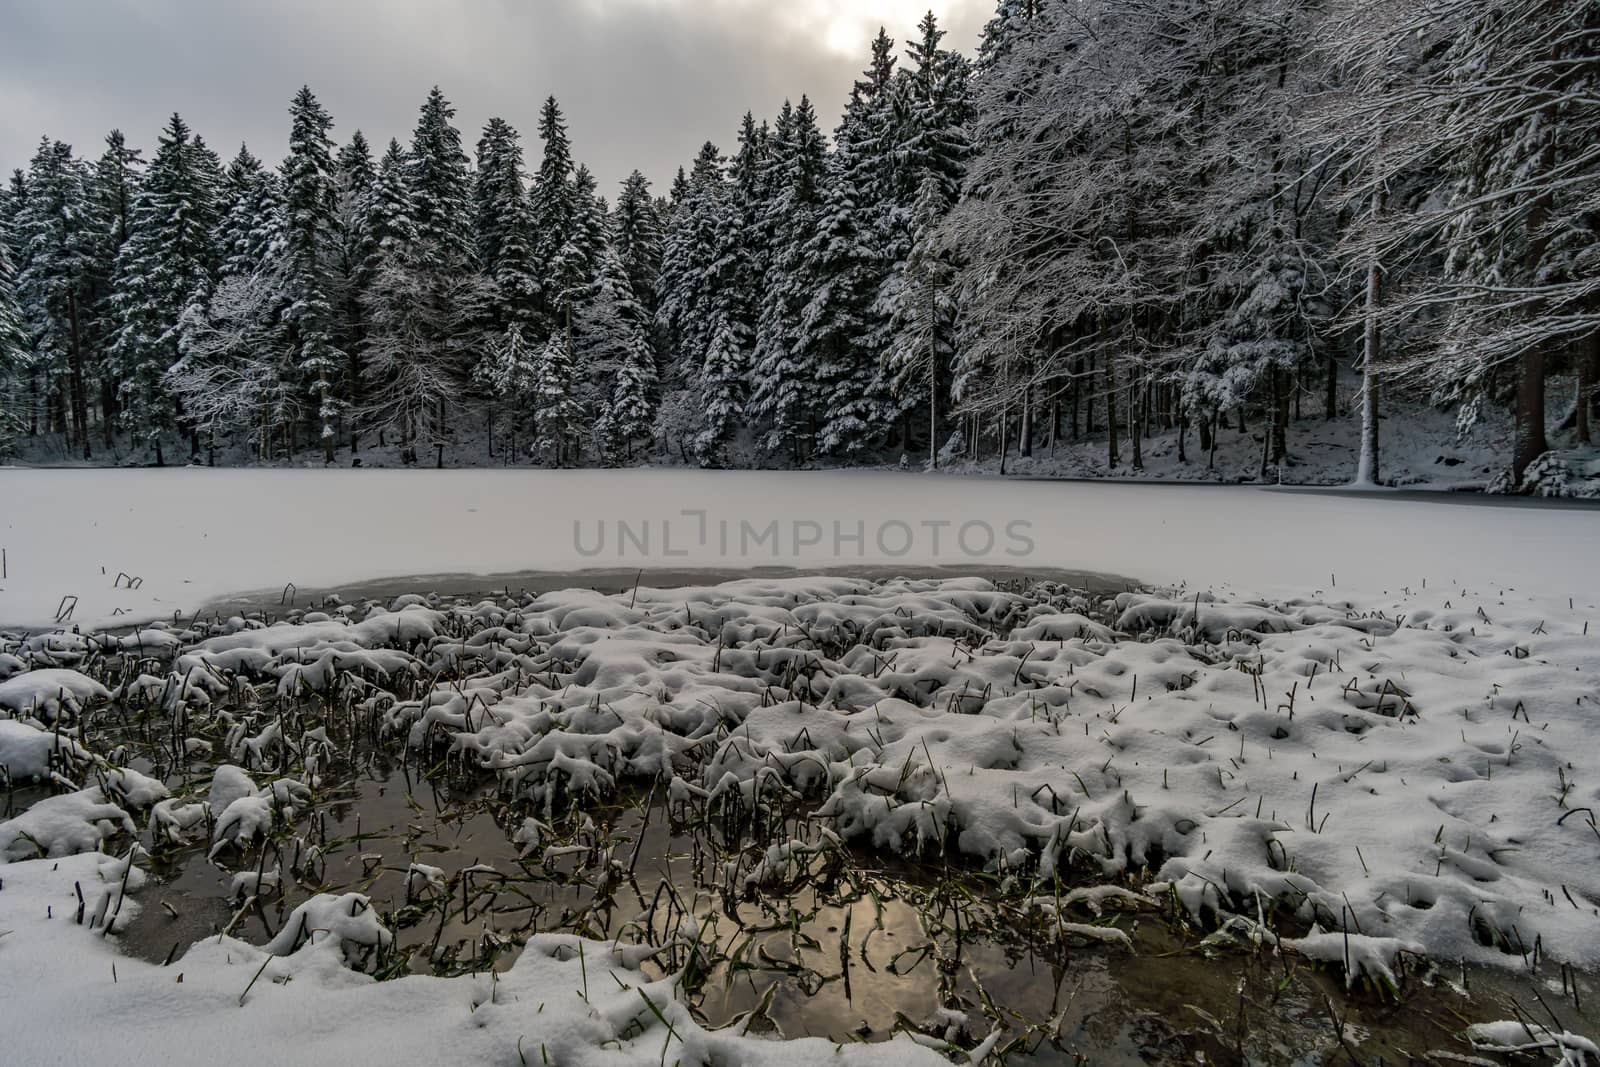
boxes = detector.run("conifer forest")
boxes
[0,0,1596,485]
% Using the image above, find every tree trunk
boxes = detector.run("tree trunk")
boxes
[100,377,117,449]
[1356,191,1384,487]
[1513,348,1547,482]
[1019,385,1033,458]
[1086,355,1097,435]
[1578,334,1596,445]
[1106,353,1119,471]
[319,377,335,464]
[929,292,939,471]
[66,292,90,460]
[1071,360,1082,440]
[1272,366,1289,467]
[1130,379,1143,472]
[1325,351,1338,420]
[998,405,1010,476]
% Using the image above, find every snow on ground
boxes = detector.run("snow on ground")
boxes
[3,467,1600,630]
[15,391,1600,497]
[947,395,1520,488]
[1,574,1598,1061]
[0,850,959,1067]
[1,467,1597,1060]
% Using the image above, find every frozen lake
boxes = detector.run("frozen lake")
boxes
[2,467,1598,627]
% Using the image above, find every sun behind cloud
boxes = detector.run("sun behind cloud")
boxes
[805,1,967,54]
[581,0,973,56]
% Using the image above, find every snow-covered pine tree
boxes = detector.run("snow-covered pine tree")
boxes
[612,170,662,318]
[408,87,474,271]
[216,146,278,279]
[876,15,974,437]
[531,329,585,465]
[357,120,488,467]
[172,141,285,458]
[697,309,745,465]
[668,167,690,216]
[0,214,25,455]
[748,99,827,457]
[108,114,218,464]
[572,165,607,285]
[727,112,770,344]
[473,117,540,329]
[655,140,748,464]
[531,97,582,334]
[881,173,960,467]
[17,138,101,459]
[471,319,538,460]
[580,245,657,463]
[801,88,892,459]
[84,129,144,446]
[336,132,376,202]
[849,29,907,365]
[524,98,593,459]
[976,0,1051,74]
[366,140,418,260]
[277,86,343,463]
[367,88,482,466]
[655,142,722,375]
[331,131,377,449]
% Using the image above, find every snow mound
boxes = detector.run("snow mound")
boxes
[3,573,1600,999]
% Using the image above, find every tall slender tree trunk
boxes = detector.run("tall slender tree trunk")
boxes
[1577,334,1596,445]
[1356,188,1385,486]
[1106,352,1119,471]
[1130,379,1143,472]
[1325,351,1338,420]
[1513,141,1559,481]
[928,279,939,472]
[1070,360,1081,440]
[1513,349,1548,481]
[1019,384,1033,458]
[998,405,1010,476]
[66,292,90,460]
[100,378,117,450]
[1272,366,1289,466]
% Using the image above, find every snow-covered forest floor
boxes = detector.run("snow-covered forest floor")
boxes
[12,391,1600,502]
[12,392,1600,500]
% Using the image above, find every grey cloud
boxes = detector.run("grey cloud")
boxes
[0,0,990,197]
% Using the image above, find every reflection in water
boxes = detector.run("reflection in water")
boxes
[121,745,1597,1065]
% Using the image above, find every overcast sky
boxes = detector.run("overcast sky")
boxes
[1,0,989,197]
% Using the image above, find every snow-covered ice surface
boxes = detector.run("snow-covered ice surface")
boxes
[3,467,1600,629]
